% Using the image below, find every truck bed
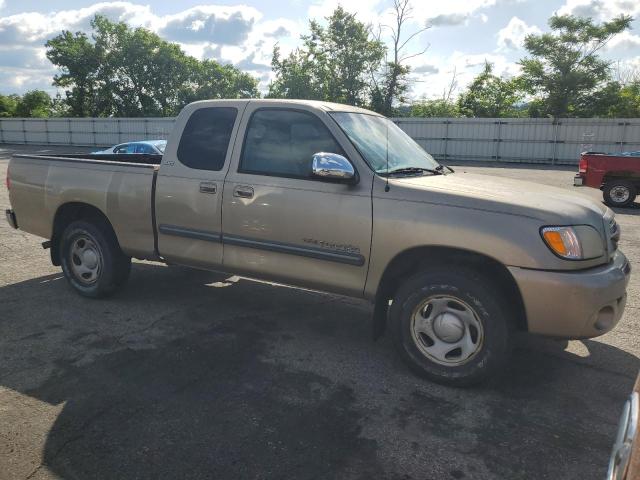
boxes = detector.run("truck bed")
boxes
[8,153,160,259]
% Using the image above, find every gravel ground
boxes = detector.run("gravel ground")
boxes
[0,144,638,480]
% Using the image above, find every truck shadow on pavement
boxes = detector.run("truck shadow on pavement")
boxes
[612,202,640,215]
[0,263,638,480]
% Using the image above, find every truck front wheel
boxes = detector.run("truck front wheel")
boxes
[603,180,637,208]
[390,268,511,386]
[60,220,131,298]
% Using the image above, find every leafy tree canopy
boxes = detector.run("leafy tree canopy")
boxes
[46,15,259,117]
[518,14,632,117]
[268,7,385,106]
[457,62,522,117]
[410,98,460,117]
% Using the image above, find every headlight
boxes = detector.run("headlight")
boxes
[541,225,605,260]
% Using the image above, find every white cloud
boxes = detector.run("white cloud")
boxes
[557,0,640,21]
[0,2,153,46]
[422,0,497,27]
[605,30,640,52]
[428,13,469,27]
[412,63,439,74]
[307,0,385,25]
[408,51,520,100]
[157,5,261,45]
[497,17,541,51]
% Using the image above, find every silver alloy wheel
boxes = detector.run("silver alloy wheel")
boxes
[70,235,102,285]
[410,295,484,366]
[611,185,631,204]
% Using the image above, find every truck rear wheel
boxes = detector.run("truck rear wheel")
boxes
[60,220,131,298]
[389,268,511,386]
[603,180,637,208]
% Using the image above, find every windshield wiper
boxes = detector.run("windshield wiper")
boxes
[386,167,443,176]
[436,164,455,173]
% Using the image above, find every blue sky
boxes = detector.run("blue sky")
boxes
[0,0,638,100]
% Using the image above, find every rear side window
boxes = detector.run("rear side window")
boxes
[177,107,238,171]
[240,109,344,178]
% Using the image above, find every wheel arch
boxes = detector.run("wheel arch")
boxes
[372,246,527,339]
[50,202,120,266]
[602,173,640,189]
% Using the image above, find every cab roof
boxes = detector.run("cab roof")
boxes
[186,98,382,116]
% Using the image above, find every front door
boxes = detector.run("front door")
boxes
[221,104,373,297]
[155,101,246,268]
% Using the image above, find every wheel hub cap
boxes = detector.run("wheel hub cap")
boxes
[432,312,465,343]
[82,249,98,269]
[69,235,102,285]
[411,295,484,366]
[612,186,630,203]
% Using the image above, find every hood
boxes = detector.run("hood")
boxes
[389,172,608,227]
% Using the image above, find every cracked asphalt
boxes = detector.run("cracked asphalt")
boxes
[0,145,638,480]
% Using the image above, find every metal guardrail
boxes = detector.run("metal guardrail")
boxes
[1,116,639,165]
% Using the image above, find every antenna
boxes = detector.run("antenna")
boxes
[384,119,390,192]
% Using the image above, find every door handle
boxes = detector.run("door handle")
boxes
[233,185,254,199]
[199,182,217,194]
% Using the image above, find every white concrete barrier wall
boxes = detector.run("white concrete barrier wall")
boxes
[1,116,638,165]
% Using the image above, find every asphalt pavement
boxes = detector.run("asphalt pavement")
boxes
[0,144,638,480]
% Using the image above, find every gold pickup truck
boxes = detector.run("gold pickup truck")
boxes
[4,99,631,386]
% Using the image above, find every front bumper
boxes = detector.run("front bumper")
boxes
[508,250,631,338]
[5,209,17,229]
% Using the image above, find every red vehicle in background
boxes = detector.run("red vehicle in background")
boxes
[575,152,640,208]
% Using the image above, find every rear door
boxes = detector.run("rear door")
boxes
[155,101,247,268]
[221,103,373,297]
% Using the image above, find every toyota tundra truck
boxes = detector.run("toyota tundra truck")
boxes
[4,99,631,386]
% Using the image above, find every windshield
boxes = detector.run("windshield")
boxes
[154,141,167,153]
[330,112,439,174]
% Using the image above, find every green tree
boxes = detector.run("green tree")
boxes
[46,15,259,117]
[15,90,53,117]
[0,94,19,117]
[457,61,522,117]
[410,98,460,117]
[184,59,259,104]
[46,30,100,116]
[269,7,385,106]
[269,44,324,100]
[518,14,632,117]
[611,81,640,117]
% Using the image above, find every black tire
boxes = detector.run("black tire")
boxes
[603,180,637,208]
[60,220,131,298]
[389,268,511,387]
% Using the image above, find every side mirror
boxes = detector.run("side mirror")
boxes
[312,152,357,184]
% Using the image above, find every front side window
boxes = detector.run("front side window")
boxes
[177,107,238,171]
[114,144,131,154]
[240,109,345,178]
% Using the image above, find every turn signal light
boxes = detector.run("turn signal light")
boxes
[543,230,567,255]
[541,226,582,259]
